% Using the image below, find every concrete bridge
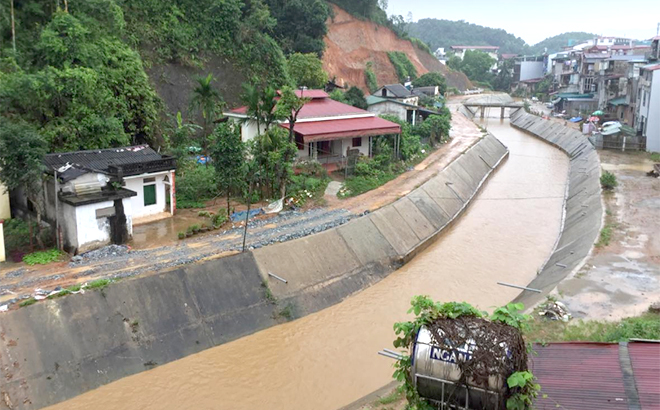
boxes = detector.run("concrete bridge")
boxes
[462,94,524,119]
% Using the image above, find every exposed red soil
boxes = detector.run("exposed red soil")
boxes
[323,5,473,92]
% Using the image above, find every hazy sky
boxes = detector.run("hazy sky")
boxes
[386,0,660,45]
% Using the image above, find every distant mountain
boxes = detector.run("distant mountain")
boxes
[407,19,530,55]
[530,32,597,54]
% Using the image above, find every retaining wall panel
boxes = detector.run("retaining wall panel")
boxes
[368,205,421,255]
[407,189,450,230]
[392,197,436,240]
[337,217,398,265]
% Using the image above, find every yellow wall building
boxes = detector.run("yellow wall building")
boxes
[0,180,10,220]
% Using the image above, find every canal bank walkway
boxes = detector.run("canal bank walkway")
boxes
[0,105,481,306]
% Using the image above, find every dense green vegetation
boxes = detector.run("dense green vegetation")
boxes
[387,51,417,82]
[530,32,596,54]
[412,72,447,95]
[408,19,529,55]
[287,52,328,89]
[364,62,378,93]
[339,111,451,198]
[448,49,496,84]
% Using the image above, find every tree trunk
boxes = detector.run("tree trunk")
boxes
[280,118,297,199]
[10,0,16,53]
[242,184,252,252]
[226,193,230,217]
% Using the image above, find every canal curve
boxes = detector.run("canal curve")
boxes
[44,118,570,410]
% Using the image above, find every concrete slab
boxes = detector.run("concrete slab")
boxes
[369,204,421,255]
[407,189,450,230]
[337,217,397,265]
[392,197,436,240]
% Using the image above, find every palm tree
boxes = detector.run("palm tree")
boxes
[190,73,223,159]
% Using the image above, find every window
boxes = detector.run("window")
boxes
[381,88,387,97]
[295,133,304,150]
[352,137,362,147]
[144,177,156,183]
[143,184,156,206]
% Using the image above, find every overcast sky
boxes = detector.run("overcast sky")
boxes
[385,0,660,45]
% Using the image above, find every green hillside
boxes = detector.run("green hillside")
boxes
[530,32,596,54]
[407,19,530,55]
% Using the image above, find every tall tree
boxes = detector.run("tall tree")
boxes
[212,123,246,215]
[287,52,328,89]
[0,121,47,245]
[276,86,309,197]
[241,83,281,136]
[189,73,223,159]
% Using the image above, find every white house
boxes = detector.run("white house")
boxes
[0,179,9,220]
[224,90,401,166]
[636,63,660,152]
[29,145,178,253]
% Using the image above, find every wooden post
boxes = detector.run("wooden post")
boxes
[501,107,505,119]
[242,184,252,253]
[54,169,61,251]
[480,106,485,119]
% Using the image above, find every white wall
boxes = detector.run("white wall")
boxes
[520,61,545,81]
[75,201,113,252]
[124,171,171,220]
[368,102,408,122]
[340,137,369,157]
[646,70,660,152]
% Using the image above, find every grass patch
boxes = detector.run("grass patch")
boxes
[261,280,276,303]
[596,223,615,248]
[176,200,208,209]
[650,152,660,162]
[526,311,660,344]
[378,386,404,405]
[19,298,37,307]
[277,303,295,321]
[339,173,397,198]
[22,249,64,265]
[86,279,111,290]
[600,171,618,190]
[47,284,83,299]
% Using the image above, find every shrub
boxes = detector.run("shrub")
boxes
[387,51,418,81]
[365,62,378,93]
[22,249,63,265]
[600,171,617,190]
[2,218,53,254]
[178,231,185,239]
[211,213,228,227]
[176,165,218,206]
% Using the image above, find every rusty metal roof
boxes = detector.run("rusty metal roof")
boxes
[629,342,660,409]
[532,341,660,410]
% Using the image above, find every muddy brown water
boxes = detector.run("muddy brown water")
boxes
[44,119,569,410]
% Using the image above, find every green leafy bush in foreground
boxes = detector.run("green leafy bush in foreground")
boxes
[22,249,64,266]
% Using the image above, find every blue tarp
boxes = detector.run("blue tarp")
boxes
[230,208,264,222]
[569,117,583,123]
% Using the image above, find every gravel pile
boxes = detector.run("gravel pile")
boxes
[70,245,130,265]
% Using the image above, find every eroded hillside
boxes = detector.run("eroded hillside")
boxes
[323,6,473,92]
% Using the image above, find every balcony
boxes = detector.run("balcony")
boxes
[107,156,177,177]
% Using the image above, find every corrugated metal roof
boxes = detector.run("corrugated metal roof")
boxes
[281,116,400,142]
[382,84,414,98]
[629,342,660,410]
[533,343,629,410]
[450,45,499,50]
[44,145,164,174]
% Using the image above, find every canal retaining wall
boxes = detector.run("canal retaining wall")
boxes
[509,110,603,308]
[0,135,508,410]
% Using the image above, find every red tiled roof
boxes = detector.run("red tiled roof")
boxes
[501,53,518,59]
[629,342,660,409]
[280,117,400,143]
[228,92,367,119]
[295,89,328,99]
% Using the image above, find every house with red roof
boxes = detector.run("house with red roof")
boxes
[224,90,401,165]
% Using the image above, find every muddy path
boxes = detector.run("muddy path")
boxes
[557,150,660,320]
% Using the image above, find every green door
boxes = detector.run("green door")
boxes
[143,184,156,206]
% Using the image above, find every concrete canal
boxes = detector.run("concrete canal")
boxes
[44,118,569,410]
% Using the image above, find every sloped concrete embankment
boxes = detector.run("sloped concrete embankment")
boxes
[0,135,508,410]
[509,110,603,308]
[254,134,508,315]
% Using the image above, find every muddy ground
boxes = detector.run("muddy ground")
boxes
[556,150,660,320]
